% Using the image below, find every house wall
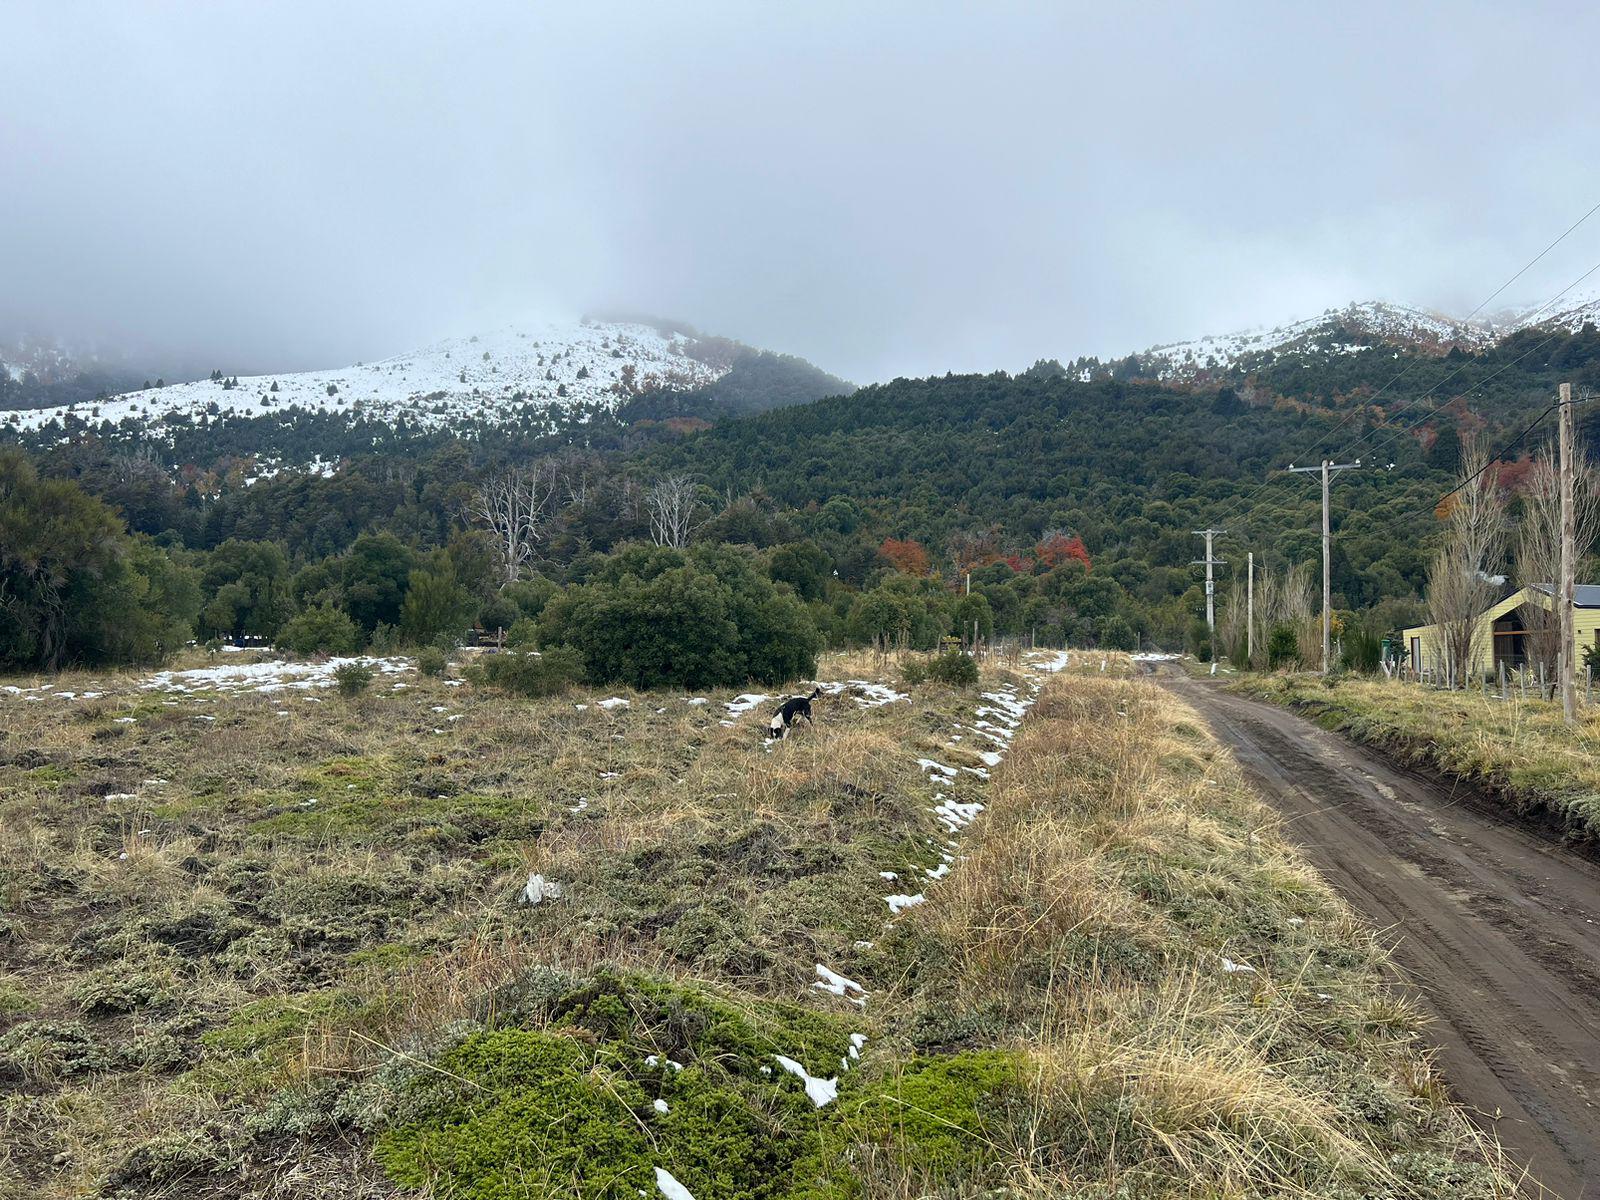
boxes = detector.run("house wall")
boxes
[1404,589,1600,679]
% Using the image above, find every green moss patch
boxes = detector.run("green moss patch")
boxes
[369,971,1027,1200]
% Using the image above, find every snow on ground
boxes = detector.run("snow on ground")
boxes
[932,797,984,833]
[5,319,732,435]
[724,693,771,715]
[137,656,412,694]
[817,680,909,707]
[773,1054,839,1107]
[812,964,867,1003]
[654,1166,697,1200]
[1138,300,1496,380]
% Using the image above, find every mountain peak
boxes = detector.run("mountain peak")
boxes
[7,318,757,434]
[1131,291,1600,381]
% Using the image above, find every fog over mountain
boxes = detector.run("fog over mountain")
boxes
[5,1,1600,382]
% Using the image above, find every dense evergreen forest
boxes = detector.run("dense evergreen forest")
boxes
[5,319,1600,675]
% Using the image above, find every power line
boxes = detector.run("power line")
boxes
[1337,256,1600,464]
[1416,399,1558,518]
[1195,251,1600,540]
[1306,199,1600,457]
[1355,294,1595,467]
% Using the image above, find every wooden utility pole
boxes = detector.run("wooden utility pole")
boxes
[1246,550,1254,663]
[1287,459,1362,674]
[1191,529,1226,639]
[1559,382,1577,723]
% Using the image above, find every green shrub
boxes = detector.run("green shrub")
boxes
[468,647,584,697]
[334,662,375,697]
[538,545,820,689]
[1101,615,1137,652]
[926,649,979,687]
[400,568,474,647]
[1341,626,1383,674]
[71,971,163,1016]
[0,1020,108,1080]
[506,617,539,649]
[276,604,361,657]
[901,657,930,686]
[417,646,447,677]
[1267,624,1299,670]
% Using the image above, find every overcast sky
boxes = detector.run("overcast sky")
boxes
[5,1,1600,382]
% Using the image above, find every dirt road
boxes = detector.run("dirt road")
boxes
[1162,674,1600,1199]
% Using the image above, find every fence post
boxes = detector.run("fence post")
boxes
[1499,660,1507,701]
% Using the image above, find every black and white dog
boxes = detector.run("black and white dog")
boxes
[768,687,821,739]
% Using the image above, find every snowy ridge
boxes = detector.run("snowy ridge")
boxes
[5,319,733,434]
[1136,291,1600,381]
[1139,301,1493,380]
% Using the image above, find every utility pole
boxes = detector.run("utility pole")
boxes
[1559,382,1577,724]
[1191,529,1226,639]
[1246,550,1254,664]
[1287,459,1362,674]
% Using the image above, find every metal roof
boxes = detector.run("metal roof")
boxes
[1528,583,1600,608]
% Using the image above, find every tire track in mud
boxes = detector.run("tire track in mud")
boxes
[1163,674,1600,1200]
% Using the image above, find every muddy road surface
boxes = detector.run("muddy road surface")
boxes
[1163,674,1600,1199]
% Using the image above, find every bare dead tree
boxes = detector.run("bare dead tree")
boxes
[645,474,701,549]
[1517,442,1600,685]
[1217,577,1247,665]
[1248,561,1314,669]
[467,465,558,583]
[1426,433,1508,686]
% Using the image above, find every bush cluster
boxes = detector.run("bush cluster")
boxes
[467,647,584,697]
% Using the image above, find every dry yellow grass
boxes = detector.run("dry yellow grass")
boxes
[889,673,1514,1197]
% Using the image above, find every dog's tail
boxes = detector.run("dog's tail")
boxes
[808,686,821,700]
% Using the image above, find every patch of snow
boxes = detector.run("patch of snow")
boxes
[916,759,957,777]
[932,798,984,833]
[773,1055,839,1107]
[1221,956,1256,975]
[724,693,770,715]
[138,655,411,695]
[652,1098,670,1114]
[597,697,630,710]
[654,1166,697,1200]
[817,680,909,707]
[812,964,867,1000]
[519,873,564,905]
[687,697,708,705]
[884,893,926,914]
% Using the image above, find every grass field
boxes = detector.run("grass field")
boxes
[0,649,1513,1198]
[1232,672,1600,848]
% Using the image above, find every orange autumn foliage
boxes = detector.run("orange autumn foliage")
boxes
[879,537,931,576]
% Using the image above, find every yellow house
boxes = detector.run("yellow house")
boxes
[1402,584,1600,678]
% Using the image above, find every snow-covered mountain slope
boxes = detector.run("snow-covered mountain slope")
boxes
[1138,301,1492,379]
[1135,290,1600,380]
[5,319,737,433]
